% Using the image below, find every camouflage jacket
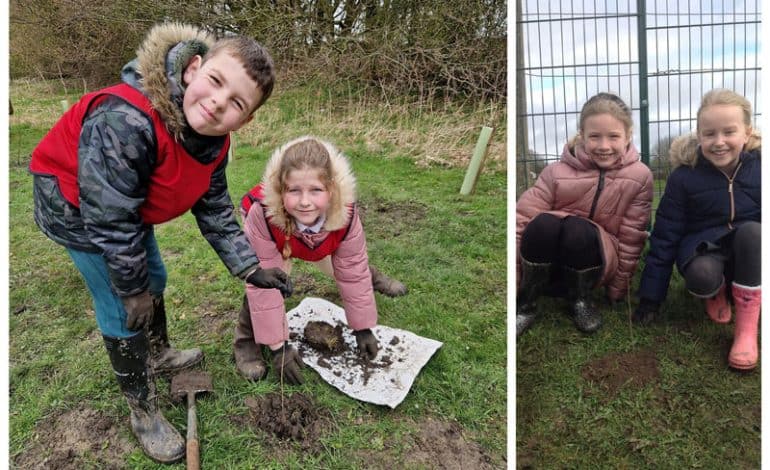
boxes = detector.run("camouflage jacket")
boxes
[31,23,259,297]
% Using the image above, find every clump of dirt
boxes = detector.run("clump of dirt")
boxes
[13,405,134,469]
[304,321,345,353]
[291,315,397,386]
[581,349,660,397]
[243,392,331,452]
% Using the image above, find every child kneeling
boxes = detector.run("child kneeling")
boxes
[234,136,407,384]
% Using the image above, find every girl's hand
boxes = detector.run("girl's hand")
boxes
[353,329,379,360]
[270,342,304,384]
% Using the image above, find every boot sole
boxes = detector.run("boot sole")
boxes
[152,351,204,375]
[728,360,758,371]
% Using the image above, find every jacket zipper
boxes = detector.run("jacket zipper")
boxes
[724,161,742,230]
[588,170,605,220]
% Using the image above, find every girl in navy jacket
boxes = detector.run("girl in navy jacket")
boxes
[634,89,761,371]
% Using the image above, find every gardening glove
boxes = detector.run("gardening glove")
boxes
[246,266,293,298]
[632,298,660,326]
[122,290,154,331]
[353,328,379,360]
[271,342,304,385]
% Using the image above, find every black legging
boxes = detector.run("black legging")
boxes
[519,213,603,269]
[684,221,761,296]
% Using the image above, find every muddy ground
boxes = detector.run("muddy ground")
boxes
[14,320,500,469]
[13,396,500,469]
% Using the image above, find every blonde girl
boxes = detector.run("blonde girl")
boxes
[516,92,654,336]
[235,136,407,384]
[634,89,761,371]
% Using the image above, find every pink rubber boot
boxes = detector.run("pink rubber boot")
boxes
[705,282,731,324]
[728,283,761,370]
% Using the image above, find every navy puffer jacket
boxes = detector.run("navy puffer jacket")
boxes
[638,134,761,303]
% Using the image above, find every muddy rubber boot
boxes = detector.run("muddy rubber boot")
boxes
[703,280,732,324]
[728,283,761,370]
[233,295,268,380]
[370,265,408,297]
[146,294,203,374]
[516,257,552,337]
[563,265,603,334]
[103,333,185,464]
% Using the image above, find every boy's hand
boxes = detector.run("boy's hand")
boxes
[271,342,304,385]
[353,328,379,360]
[123,291,154,331]
[246,267,293,298]
[632,299,660,326]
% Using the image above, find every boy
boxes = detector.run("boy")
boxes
[28,22,291,463]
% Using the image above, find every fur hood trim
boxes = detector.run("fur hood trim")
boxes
[136,22,216,140]
[261,136,357,232]
[669,130,762,169]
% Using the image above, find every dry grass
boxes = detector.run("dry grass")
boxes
[10,78,507,170]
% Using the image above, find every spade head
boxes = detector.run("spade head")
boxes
[170,370,213,403]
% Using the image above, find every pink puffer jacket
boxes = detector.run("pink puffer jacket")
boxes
[516,142,653,301]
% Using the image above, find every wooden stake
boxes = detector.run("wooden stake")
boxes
[460,126,494,195]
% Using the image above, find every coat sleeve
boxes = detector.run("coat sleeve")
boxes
[77,98,155,297]
[242,204,289,345]
[515,164,556,286]
[191,156,260,279]
[331,208,377,331]
[606,166,653,301]
[638,169,689,303]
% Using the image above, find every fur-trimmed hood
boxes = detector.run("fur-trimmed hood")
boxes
[128,22,216,141]
[261,136,357,232]
[669,130,762,169]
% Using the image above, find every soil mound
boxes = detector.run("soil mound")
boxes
[244,392,330,450]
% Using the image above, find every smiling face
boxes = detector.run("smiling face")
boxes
[580,113,631,169]
[182,52,262,136]
[282,168,332,227]
[697,104,751,174]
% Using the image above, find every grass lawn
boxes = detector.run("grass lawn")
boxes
[516,245,761,467]
[9,80,506,468]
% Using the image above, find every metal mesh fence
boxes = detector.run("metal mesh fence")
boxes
[515,0,762,198]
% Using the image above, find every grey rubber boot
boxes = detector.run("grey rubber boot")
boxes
[147,294,203,374]
[516,257,552,337]
[370,265,408,297]
[563,265,604,333]
[103,333,185,464]
[233,295,268,381]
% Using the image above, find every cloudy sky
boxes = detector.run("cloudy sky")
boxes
[517,0,761,164]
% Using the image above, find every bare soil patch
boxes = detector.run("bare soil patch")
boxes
[288,272,343,304]
[241,392,332,453]
[358,197,429,238]
[353,416,501,469]
[13,405,134,469]
[581,349,660,397]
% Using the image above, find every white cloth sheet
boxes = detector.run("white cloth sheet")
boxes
[286,297,443,408]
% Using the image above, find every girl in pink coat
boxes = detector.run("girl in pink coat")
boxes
[516,93,654,336]
[235,136,407,384]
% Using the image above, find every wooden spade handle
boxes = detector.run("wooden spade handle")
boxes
[186,392,200,470]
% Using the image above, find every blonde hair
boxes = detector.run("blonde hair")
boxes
[568,92,634,147]
[271,138,335,259]
[696,88,761,151]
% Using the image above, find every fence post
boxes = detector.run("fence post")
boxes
[636,0,650,165]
